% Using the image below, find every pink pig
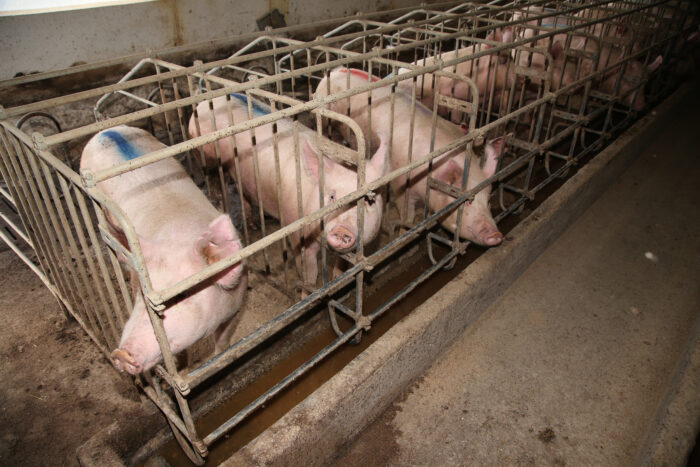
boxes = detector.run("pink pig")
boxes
[513,6,662,110]
[510,8,599,95]
[395,27,516,122]
[595,43,662,111]
[316,68,505,247]
[80,125,246,374]
[188,93,388,289]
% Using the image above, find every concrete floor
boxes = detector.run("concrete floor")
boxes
[333,88,700,465]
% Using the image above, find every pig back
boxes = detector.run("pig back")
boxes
[191,95,323,223]
[81,125,220,240]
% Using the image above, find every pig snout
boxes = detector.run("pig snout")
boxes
[475,222,503,247]
[482,229,504,246]
[327,224,356,252]
[111,348,142,375]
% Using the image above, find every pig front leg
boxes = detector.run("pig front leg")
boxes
[295,241,320,297]
[395,190,420,226]
[332,256,347,280]
[212,272,248,354]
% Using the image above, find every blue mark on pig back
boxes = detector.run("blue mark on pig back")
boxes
[542,8,568,28]
[101,130,142,160]
[397,91,433,117]
[229,93,270,116]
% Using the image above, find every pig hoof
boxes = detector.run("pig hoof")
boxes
[111,348,141,374]
[327,226,355,252]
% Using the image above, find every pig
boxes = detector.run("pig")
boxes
[573,4,664,110]
[513,6,662,111]
[594,41,662,111]
[315,68,505,247]
[510,8,599,94]
[188,93,388,290]
[80,125,246,375]
[394,27,516,122]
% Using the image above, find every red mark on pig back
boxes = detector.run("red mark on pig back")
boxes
[339,68,380,82]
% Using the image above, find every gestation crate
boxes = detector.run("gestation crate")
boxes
[0,0,696,463]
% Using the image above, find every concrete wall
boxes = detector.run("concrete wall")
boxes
[0,0,433,81]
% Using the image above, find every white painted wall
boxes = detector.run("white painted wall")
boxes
[0,0,433,81]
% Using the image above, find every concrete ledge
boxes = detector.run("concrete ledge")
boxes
[226,84,695,466]
[635,314,700,466]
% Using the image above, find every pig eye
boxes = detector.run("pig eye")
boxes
[328,191,336,202]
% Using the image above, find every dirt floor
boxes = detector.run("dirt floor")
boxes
[0,249,144,465]
[0,245,301,466]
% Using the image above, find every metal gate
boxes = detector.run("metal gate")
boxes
[0,0,696,462]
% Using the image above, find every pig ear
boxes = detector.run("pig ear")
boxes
[648,55,663,72]
[550,40,565,61]
[485,30,498,44]
[196,215,243,289]
[302,137,338,180]
[483,136,507,178]
[436,159,463,187]
[366,131,389,179]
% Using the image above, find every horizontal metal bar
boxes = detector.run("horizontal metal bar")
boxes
[6,0,675,315]
[427,176,465,200]
[203,322,360,446]
[184,262,363,388]
[2,0,641,125]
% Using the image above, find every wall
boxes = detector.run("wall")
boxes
[0,0,437,81]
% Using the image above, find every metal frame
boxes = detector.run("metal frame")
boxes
[0,0,696,462]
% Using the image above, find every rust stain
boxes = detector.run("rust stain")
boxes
[161,0,184,47]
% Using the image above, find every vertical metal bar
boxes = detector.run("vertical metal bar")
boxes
[314,112,327,287]
[73,185,128,346]
[4,134,77,318]
[269,100,290,289]
[60,176,121,346]
[92,199,132,326]
[154,61,176,146]
[40,157,128,337]
[401,71,418,225]
[0,130,57,289]
[7,134,82,312]
[185,66,214,199]
[224,101,252,251]
[292,116,307,288]
[246,91,272,273]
